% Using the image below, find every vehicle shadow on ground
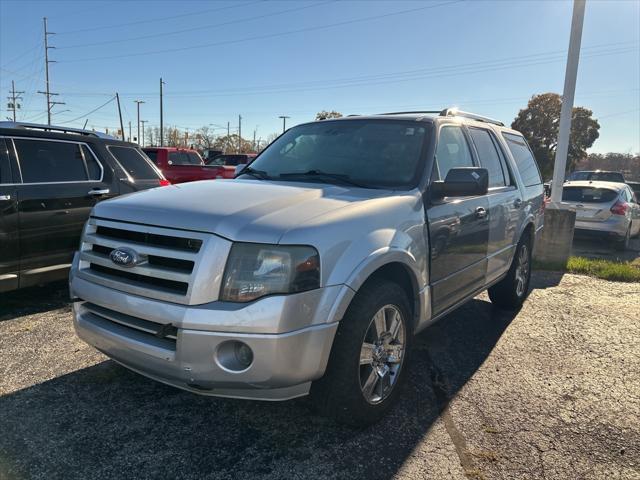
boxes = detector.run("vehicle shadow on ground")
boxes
[0,281,69,322]
[0,296,521,480]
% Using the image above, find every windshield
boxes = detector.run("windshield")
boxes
[244,120,429,188]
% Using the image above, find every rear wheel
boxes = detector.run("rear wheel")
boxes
[488,235,532,310]
[310,279,412,426]
[614,226,631,251]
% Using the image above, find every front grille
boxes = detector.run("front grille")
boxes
[90,263,189,295]
[83,302,177,351]
[91,244,195,273]
[95,225,202,252]
[77,218,221,304]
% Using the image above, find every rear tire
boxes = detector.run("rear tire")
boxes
[310,278,413,427]
[614,227,631,251]
[488,235,532,310]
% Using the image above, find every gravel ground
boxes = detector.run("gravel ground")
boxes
[0,272,639,480]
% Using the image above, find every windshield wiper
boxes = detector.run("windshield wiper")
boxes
[278,170,371,188]
[239,166,271,180]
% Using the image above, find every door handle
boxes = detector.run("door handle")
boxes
[475,207,488,219]
[514,198,523,208]
[88,188,110,196]
[0,194,10,201]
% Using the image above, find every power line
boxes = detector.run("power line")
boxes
[57,1,334,49]
[55,0,263,35]
[58,1,464,63]
[57,96,116,124]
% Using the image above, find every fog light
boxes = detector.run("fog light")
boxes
[216,341,254,372]
[234,342,253,368]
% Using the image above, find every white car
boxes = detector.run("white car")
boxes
[562,181,640,250]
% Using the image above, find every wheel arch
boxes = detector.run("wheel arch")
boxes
[341,250,426,331]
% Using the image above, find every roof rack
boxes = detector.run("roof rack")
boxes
[378,110,442,116]
[0,121,116,139]
[438,108,504,126]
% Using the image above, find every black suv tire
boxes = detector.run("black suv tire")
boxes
[310,278,413,426]
[488,234,532,310]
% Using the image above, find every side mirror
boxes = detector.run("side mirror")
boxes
[234,163,247,176]
[431,167,489,198]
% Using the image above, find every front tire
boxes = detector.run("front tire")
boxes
[310,278,413,426]
[488,235,532,310]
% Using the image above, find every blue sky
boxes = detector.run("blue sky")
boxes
[0,0,638,153]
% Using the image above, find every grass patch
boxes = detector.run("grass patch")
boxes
[535,256,640,282]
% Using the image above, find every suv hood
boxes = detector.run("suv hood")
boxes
[93,179,392,243]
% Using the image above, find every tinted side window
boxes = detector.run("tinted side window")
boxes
[469,128,506,188]
[503,133,542,187]
[435,126,474,180]
[15,139,88,183]
[109,146,159,180]
[0,138,11,184]
[81,145,101,180]
[186,152,202,165]
[144,150,158,164]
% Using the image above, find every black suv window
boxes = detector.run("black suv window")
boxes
[14,139,89,183]
[469,128,506,188]
[109,146,159,180]
[435,126,474,180]
[0,138,11,184]
[81,145,101,181]
[503,133,542,187]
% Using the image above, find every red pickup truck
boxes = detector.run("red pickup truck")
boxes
[142,147,235,184]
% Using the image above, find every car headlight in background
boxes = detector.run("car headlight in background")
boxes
[220,243,320,302]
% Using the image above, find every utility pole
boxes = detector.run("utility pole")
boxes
[238,115,242,153]
[550,0,586,204]
[128,121,132,142]
[159,77,165,146]
[7,80,24,121]
[140,120,147,147]
[536,0,586,268]
[115,93,125,141]
[134,100,145,145]
[38,17,64,125]
[253,129,256,151]
[279,115,290,133]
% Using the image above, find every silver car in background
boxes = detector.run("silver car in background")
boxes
[562,181,640,250]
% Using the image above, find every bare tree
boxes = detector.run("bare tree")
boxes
[195,126,217,151]
[315,110,343,121]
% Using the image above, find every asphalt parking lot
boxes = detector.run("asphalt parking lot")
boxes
[1,271,639,480]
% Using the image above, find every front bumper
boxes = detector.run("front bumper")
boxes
[71,273,348,400]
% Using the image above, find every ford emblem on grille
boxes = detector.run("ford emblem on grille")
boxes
[110,247,139,268]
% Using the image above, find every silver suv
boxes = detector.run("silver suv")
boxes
[70,109,544,425]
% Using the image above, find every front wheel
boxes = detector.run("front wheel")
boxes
[310,279,413,426]
[488,236,532,310]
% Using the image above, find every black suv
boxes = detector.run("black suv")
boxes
[0,122,168,293]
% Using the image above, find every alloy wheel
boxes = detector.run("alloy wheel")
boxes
[515,244,530,297]
[359,304,406,405]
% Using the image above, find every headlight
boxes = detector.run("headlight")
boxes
[220,243,320,302]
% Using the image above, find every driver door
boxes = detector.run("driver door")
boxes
[427,125,489,316]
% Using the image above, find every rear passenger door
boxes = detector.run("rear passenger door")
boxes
[12,137,113,287]
[468,127,523,283]
[0,138,19,292]
[427,124,490,316]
